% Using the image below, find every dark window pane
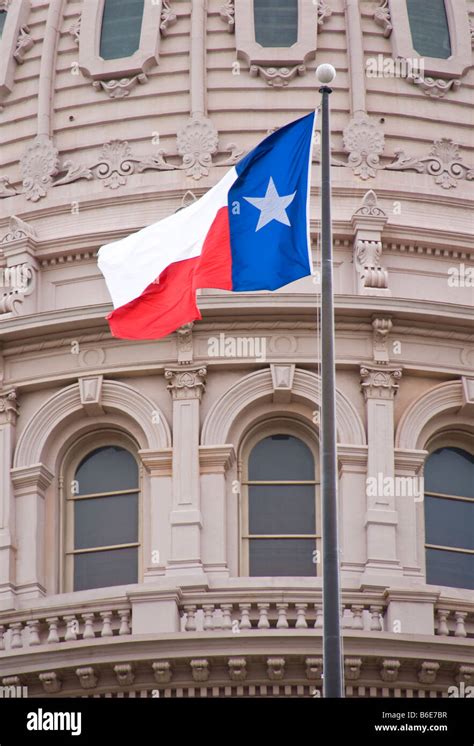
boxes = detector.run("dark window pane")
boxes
[254,0,298,48]
[74,493,138,549]
[75,446,138,495]
[100,0,144,60]
[0,11,6,38]
[249,484,315,535]
[249,435,314,481]
[407,0,451,59]
[425,447,474,498]
[426,548,474,590]
[74,547,138,591]
[425,495,474,551]
[249,538,315,576]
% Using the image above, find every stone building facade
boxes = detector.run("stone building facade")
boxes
[0,0,472,697]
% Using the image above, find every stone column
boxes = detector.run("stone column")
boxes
[164,366,206,576]
[10,463,54,599]
[138,449,173,581]
[360,366,403,578]
[0,390,18,607]
[199,445,236,579]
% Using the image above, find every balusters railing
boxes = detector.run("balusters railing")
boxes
[238,604,252,629]
[257,603,270,629]
[0,607,131,652]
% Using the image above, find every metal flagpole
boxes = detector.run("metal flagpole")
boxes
[316,64,344,698]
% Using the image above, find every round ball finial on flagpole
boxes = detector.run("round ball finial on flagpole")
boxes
[316,64,336,85]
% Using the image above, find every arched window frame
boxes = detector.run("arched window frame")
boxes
[231,0,322,86]
[78,0,173,83]
[239,418,321,577]
[422,430,474,590]
[0,0,31,104]
[388,0,472,79]
[61,429,142,593]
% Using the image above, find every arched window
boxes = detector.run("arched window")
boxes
[254,0,298,48]
[424,447,474,589]
[66,445,139,591]
[242,432,319,576]
[406,0,451,59]
[99,0,145,60]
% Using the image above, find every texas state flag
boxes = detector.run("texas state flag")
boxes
[98,111,316,339]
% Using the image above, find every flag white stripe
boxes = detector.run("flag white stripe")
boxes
[98,167,238,309]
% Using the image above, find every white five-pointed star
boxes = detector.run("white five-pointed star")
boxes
[244,177,296,232]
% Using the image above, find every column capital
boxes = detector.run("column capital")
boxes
[360,365,402,400]
[164,366,207,401]
[0,389,19,425]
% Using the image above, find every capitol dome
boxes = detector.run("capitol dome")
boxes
[0,0,472,701]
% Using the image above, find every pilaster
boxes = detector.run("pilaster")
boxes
[164,366,207,575]
[360,366,403,578]
[0,389,19,607]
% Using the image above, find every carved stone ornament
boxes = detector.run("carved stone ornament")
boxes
[79,376,104,416]
[228,657,247,681]
[165,366,207,401]
[19,135,60,202]
[456,665,474,686]
[39,672,61,694]
[0,177,18,198]
[0,263,35,317]
[54,139,172,191]
[353,189,387,219]
[373,0,392,37]
[305,658,323,680]
[343,112,385,180]
[409,74,461,98]
[0,215,37,244]
[387,139,474,190]
[76,667,98,689]
[360,366,402,400]
[219,0,235,32]
[355,240,389,291]
[160,0,177,36]
[177,114,219,179]
[152,661,172,684]
[114,664,134,686]
[15,129,241,199]
[344,658,362,682]
[418,661,440,685]
[250,64,306,88]
[191,659,209,682]
[372,317,393,364]
[14,25,35,63]
[267,658,285,681]
[93,73,148,99]
[0,390,19,424]
[177,322,194,365]
[380,659,400,683]
[68,15,81,46]
[317,1,332,27]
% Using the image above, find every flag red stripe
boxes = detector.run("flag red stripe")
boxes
[107,206,232,340]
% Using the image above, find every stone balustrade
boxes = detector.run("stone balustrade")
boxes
[179,593,387,633]
[434,600,474,638]
[0,588,472,655]
[0,604,131,652]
